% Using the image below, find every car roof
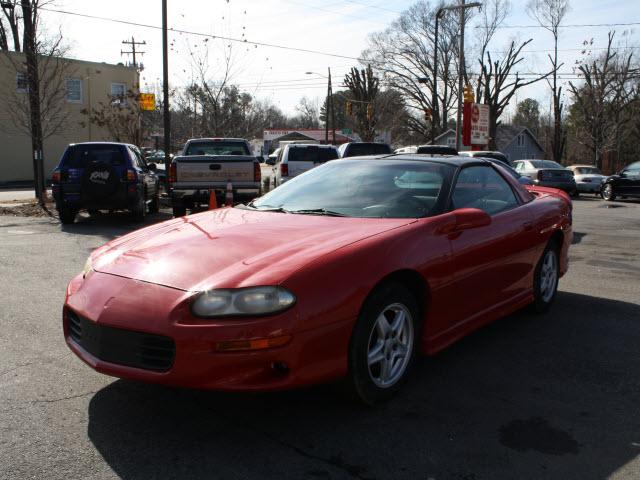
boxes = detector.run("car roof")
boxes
[345,154,499,168]
[187,138,248,142]
[568,164,598,168]
[70,141,130,147]
[286,143,335,148]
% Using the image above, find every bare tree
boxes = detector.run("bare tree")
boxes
[568,32,637,170]
[344,65,380,141]
[475,39,554,149]
[362,1,460,139]
[80,90,142,145]
[293,97,319,129]
[527,0,570,162]
[0,1,21,51]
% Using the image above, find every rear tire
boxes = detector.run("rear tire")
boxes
[58,207,76,225]
[131,193,146,222]
[531,240,560,313]
[348,282,421,405]
[602,184,616,201]
[148,192,160,214]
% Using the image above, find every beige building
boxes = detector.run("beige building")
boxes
[0,52,139,183]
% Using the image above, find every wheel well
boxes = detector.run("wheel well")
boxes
[550,230,563,249]
[372,269,429,315]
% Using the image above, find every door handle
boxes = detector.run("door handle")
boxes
[522,222,533,231]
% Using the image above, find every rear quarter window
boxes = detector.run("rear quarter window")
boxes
[287,146,337,162]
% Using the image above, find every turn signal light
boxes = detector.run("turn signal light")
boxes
[254,162,261,182]
[169,163,177,183]
[280,163,288,177]
[126,169,137,181]
[52,170,60,183]
[215,335,292,352]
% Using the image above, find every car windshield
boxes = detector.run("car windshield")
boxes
[530,160,564,169]
[61,144,126,168]
[248,160,454,218]
[288,146,338,162]
[575,167,601,175]
[185,141,250,156]
[344,143,392,157]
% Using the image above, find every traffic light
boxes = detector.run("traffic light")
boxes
[463,84,474,103]
[366,103,373,121]
[345,101,353,116]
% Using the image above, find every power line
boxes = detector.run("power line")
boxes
[483,21,640,29]
[40,7,369,62]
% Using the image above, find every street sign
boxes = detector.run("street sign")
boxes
[470,103,490,145]
[139,93,156,111]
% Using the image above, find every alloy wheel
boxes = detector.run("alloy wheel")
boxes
[539,250,558,303]
[367,303,414,388]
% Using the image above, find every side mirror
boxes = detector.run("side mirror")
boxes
[454,208,491,231]
[147,163,157,171]
[266,157,276,166]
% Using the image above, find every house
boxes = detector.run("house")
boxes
[0,51,139,184]
[262,128,358,155]
[434,125,545,162]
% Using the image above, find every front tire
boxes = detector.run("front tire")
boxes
[602,183,616,201]
[532,240,560,313]
[131,193,146,222]
[348,282,420,405]
[148,192,160,214]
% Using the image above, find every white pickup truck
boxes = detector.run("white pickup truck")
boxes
[169,138,262,216]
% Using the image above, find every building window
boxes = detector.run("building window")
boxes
[516,134,525,147]
[447,137,456,146]
[16,72,28,93]
[66,78,82,103]
[110,83,127,104]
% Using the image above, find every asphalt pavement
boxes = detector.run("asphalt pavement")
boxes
[1,197,639,480]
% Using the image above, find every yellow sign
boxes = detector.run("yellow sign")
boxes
[139,93,156,111]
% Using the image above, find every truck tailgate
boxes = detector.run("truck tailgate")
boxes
[175,155,255,184]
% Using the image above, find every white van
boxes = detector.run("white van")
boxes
[267,143,339,189]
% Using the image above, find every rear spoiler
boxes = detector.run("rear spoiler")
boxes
[525,185,571,204]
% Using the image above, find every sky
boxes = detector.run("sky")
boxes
[40,0,639,118]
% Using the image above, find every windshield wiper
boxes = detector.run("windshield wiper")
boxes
[288,208,349,217]
[237,203,291,213]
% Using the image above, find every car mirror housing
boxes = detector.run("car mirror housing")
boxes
[256,156,265,164]
[454,208,492,231]
[266,158,276,166]
[147,163,157,171]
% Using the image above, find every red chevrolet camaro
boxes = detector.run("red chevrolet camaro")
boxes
[64,156,572,404]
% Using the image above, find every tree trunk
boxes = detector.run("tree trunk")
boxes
[21,0,44,202]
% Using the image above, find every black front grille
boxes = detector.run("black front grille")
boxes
[66,310,175,372]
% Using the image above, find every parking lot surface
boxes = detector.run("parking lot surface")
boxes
[1,197,639,479]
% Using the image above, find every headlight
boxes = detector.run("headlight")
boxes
[82,256,93,278]
[191,286,296,318]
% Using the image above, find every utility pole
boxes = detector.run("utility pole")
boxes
[325,69,331,144]
[455,0,466,152]
[162,0,171,190]
[121,36,146,70]
[21,0,44,204]
[329,67,336,144]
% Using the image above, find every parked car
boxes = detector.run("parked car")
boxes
[458,150,512,166]
[600,161,640,201]
[394,145,418,154]
[64,155,572,404]
[169,138,262,217]
[513,159,577,196]
[565,165,605,195]
[338,142,392,158]
[268,143,339,189]
[51,142,160,224]
[416,145,458,156]
[483,158,533,185]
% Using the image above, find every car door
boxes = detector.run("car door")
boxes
[447,165,538,325]
[618,162,640,197]
[130,147,156,198]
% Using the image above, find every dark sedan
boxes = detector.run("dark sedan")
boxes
[601,161,640,201]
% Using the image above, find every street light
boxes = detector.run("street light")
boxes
[305,69,335,144]
[425,2,481,147]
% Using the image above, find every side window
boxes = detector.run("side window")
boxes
[129,148,147,170]
[452,166,520,215]
[276,148,284,163]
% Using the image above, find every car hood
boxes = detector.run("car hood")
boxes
[91,208,414,291]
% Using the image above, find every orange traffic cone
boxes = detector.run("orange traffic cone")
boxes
[225,180,233,206]
[208,189,217,210]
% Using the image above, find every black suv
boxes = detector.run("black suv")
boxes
[51,142,160,224]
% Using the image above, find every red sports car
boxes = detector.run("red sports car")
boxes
[64,156,572,404]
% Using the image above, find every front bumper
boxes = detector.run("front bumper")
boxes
[171,184,261,206]
[64,271,352,391]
